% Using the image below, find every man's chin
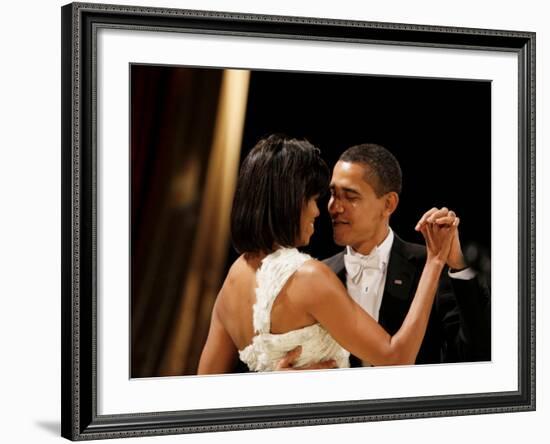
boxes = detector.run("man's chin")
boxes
[332,235,347,247]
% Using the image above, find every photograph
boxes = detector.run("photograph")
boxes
[130,64,492,378]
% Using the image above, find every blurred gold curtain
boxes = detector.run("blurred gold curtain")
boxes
[131,67,250,377]
[160,69,251,375]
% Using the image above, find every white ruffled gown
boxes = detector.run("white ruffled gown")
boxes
[239,248,350,371]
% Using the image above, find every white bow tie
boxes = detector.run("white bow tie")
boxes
[344,251,382,285]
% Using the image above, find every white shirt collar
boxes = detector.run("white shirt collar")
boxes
[346,227,394,268]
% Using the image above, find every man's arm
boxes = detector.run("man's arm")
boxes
[437,272,491,362]
[417,207,491,362]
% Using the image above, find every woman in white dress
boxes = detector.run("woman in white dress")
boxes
[198,135,458,373]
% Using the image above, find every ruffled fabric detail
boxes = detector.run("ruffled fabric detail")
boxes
[239,324,350,371]
[252,248,310,334]
[239,248,350,371]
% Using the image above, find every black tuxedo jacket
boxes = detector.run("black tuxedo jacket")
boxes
[323,234,491,365]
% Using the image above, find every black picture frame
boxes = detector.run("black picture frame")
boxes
[61,2,536,440]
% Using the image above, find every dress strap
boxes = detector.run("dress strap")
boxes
[253,248,311,334]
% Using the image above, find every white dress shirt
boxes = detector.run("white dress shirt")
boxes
[344,228,476,318]
[344,229,394,323]
[343,228,475,366]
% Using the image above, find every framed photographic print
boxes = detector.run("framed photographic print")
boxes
[61,2,535,440]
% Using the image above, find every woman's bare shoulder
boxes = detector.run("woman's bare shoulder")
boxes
[285,259,346,313]
[297,258,337,279]
[224,254,257,281]
[292,259,341,293]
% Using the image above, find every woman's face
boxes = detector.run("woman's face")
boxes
[298,195,321,246]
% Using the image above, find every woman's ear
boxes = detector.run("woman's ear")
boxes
[384,192,399,216]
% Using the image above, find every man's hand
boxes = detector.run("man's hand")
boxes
[415,207,466,270]
[275,346,338,371]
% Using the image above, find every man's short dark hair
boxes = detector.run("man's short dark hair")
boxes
[339,143,402,197]
[231,134,329,254]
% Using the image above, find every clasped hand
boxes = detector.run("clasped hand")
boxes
[276,207,468,371]
[414,207,466,270]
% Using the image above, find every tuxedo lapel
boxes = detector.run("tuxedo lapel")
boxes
[324,237,423,366]
[378,235,420,335]
[323,251,346,284]
[324,237,420,316]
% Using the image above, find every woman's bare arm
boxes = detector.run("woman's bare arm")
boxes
[197,297,238,374]
[293,222,456,366]
[294,259,443,365]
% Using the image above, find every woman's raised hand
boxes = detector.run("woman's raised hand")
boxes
[416,208,460,266]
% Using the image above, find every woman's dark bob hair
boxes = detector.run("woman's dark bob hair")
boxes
[231,134,329,254]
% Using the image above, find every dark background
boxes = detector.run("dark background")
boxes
[131,66,491,377]
[232,70,491,266]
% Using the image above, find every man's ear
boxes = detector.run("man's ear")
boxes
[384,192,399,216]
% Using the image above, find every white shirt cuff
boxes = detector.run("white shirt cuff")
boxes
[448,267,476,280]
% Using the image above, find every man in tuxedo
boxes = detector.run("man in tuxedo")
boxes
[282,143,490,368]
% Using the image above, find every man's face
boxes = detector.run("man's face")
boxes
[328,161,389,253]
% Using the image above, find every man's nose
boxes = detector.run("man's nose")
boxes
[328,197,343,213]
